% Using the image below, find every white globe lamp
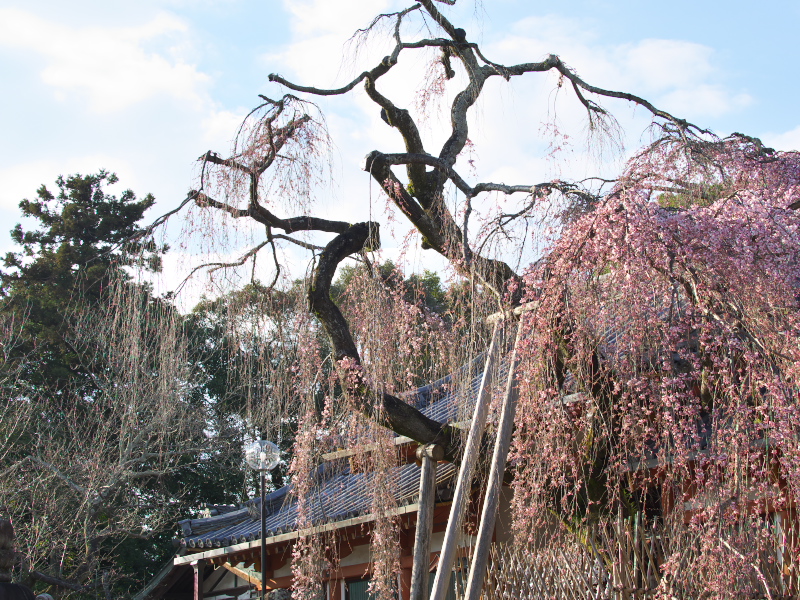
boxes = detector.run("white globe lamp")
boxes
[245,440,281,472]
[244,439,281,600]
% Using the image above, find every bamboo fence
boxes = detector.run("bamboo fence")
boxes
[478,516,798,600]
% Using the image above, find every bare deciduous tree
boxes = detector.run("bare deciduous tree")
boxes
[1,280,212,596]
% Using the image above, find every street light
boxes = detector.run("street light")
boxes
[244,440,281,600]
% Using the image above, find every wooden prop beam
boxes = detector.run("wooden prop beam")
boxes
[222,562,262,590]
[429,322,502,600]
[462,317,524,600]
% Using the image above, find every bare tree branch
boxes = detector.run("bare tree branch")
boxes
[28,456,88,496]
[29,570,100,592]
[271,234,325,253]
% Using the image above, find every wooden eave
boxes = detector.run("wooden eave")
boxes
[175,501,427,566]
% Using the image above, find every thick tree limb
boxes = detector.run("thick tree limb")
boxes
[306,221,460,458]
[269,73,371,97]
[413,0,486,166]
[199,152,250,174]
[438,67,485,167]
[363,151,520,297]
[368,152,597,203]
[199,2,698,461]
[269,48,399,97]
[193,192,351,234]
[367,153,472,196]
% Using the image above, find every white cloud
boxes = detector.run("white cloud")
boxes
[510,15,598,48]
[282,0,393,38]
[265,0,401,88]
[658,85,752,117]
[614,40,752,117]
[200,108,248,150]
[0,155,137,212]
[763,125,800,152]
[618,39,715,92]
[0,8,209,113]
[488,19,750,121]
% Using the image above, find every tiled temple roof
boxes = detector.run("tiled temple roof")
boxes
[180,462,458,549]
[179,352,504,550]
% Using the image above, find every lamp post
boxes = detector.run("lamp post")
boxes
[244,440,281,600]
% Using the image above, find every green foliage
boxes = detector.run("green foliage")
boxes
[405,269,446,314]
[184,282,305,493]
[657,182,727,209]
[110,529,177,597]
[331,260,448,316]
[1,171,163,391]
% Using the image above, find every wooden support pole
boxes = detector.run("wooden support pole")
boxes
[429,322,502,600]
[261,471,267,600]
[400,568,412,600]
[462,317,524,600]
[330,578,343,600]
[409,444,444,600]
[192,559,206,600]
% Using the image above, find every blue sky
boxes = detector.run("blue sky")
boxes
[1,0,798,298]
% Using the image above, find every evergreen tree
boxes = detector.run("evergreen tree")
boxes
[1,170,162,392]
